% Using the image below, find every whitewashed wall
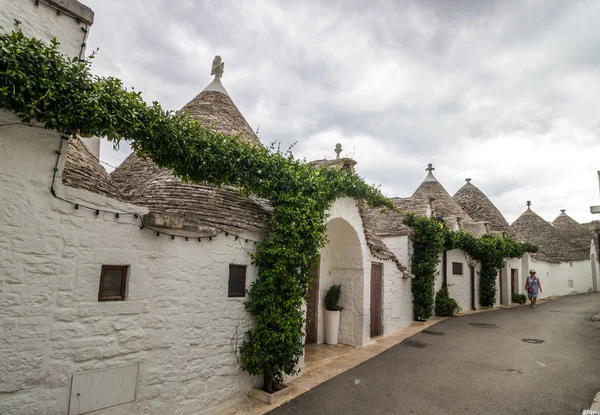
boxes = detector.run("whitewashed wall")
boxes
[316,199,413,346]
[505,258,523,300]
[382,260,413,333]
[380,235,413,330]
[527,256,596,298]
[0,0,90,59]
[445,249,474,312]
[0,117,263,415]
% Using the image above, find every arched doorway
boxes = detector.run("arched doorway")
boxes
[311,217,365,345]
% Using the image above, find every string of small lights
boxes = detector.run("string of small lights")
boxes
[49,136,261,244]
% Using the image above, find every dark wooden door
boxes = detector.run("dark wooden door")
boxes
[370,263,383,338]
[470,265,476,310]
[511,269,518,295]
[498,269,503,304]
[305,256,320,344]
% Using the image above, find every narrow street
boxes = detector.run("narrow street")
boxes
[270,293,600,415]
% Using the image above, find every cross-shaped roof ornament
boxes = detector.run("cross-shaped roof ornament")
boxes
[426,163,435,173]
[527,201,531,209]
[211,55,224,79]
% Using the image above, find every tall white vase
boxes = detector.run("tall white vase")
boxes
[325,310,340,345]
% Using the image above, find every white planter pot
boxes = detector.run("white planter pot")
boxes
[325,310,340,345]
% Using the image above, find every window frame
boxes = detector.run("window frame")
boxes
[98,265,128,301]
[451,262,464,276]
[228,264,247,298]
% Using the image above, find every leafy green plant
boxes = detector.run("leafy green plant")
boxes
[435,285,461,316]
[512,293,528,304]
[403,211,537,316]
[450,231,537,307]
[403,213,447,321]
[0,31,395,394]
[324,284,343,311]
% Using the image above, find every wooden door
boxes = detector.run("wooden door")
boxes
[470,265,476,310]
[370,263,383,338]
[511,269,518,295]
[498,269,503,304]
[305,257,320,344]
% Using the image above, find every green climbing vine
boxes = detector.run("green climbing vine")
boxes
[449,231,537,307]
[403,213,447,321]
[0,32,394,393]
[403,213,537,318]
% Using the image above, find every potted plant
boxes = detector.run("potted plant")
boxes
[324,284,344,345]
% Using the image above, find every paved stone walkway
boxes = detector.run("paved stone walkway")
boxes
[214,298,554,415]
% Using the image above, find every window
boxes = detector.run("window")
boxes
[452,262,463,276]
[99,265,128,301]
[228,264,247,297]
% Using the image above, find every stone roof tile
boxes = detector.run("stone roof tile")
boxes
[510,206,583,263]
[453,180,510,233]
[62,138,123,200]
[552,210,594,260]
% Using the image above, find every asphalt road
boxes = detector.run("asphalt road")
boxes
[270,293,600,415]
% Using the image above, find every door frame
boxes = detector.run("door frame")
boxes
[370,262,383,338]
[305,256,320,344]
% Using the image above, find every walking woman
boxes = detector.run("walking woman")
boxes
[525,269,542,307]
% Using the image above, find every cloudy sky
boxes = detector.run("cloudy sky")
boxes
[84,0,600,224]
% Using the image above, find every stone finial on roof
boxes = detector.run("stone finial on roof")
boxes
[202,55,229,95]
[465,178,472,183]
[211,55,224,79]
[424,163,437,182]
[560,209,566,214]
[527,201,531,209]
[335,143,342,159]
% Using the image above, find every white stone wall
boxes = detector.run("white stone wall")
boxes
[379,235,413,332]
[527,257,595,298]
[0,0,90,58]
[506,258,522,298]
[0,116,262,414]
[445,249,473,312]
[382,260,413,334]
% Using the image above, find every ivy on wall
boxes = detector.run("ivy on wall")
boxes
[449,231,537,307]
[0,32,394,393]
[403,213,447,321]
[403,214,537,318]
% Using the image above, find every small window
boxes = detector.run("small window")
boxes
[99,265,128,301]
[228,265,247,297]
[452,262,463,276]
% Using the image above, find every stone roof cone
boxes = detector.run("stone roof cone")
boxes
[179,55,260,146]
[510,202,581,263]
[108,56,270,234]
[552,210,595,260]
[453,178,510,233]
[410,164,473,222]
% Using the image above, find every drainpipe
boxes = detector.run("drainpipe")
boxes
[470,264,476,310]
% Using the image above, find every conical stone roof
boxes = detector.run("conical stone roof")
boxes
[62,138,123,200]
[180,79,260,146]
[110,56,269,234]
[410,164,473,223]
[552,210,594,261]
[510,203,579,263]
[453,179,510,233]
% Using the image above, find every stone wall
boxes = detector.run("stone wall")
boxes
[0,115,261,414]
[0,0,92,59]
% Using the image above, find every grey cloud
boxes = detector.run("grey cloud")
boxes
[84,0,600,223]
